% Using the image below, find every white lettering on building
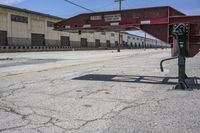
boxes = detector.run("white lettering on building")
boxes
[140,20,151,25]
[90,16,102,21]
[104,14,121,22]
[110,22,119,26]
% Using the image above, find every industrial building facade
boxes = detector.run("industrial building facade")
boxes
[0,4,167,52]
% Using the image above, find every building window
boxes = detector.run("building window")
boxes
[111,33,115,37]
[101,32,106,35]
[47,21,54,27]
[11,14,28,23]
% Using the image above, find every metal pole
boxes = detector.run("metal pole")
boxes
[119,0,121,9]
[118,32,121,52]
[115,0,124,52]
[176,35,188,89]
[118,0,122,52]
[172,23,190,90]
[160,23,190,90]
[144,32,146,50]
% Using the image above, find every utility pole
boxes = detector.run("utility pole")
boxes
[114,0,125,52]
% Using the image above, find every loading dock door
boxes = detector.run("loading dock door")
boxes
[61,36,70,46]
[95,39,100,47]
[115,41,118,47]
[81,38,87,47]
[106,40,111,47]
[0,31,7,46]
[31,33,45,46]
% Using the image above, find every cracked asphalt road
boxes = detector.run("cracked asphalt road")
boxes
[0,49,200,133]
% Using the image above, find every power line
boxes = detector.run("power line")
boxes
[94,3,115,11]
[57,3,116,18]
[64,0,95,12]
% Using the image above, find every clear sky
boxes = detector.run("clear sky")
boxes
[0,0,199,38]
[1,0,200,18]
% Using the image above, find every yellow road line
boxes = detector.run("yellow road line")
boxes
[0,56,128,79]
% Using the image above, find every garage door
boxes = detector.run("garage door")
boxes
[81,38,87,47]
[31,33,45,46]
[61,36,70,46]
[0,31,7,46]
[115,41,118,47]
[106,40,111,47]
[95,39,100,47]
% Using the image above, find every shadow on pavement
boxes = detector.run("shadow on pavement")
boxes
[73,74,200,90]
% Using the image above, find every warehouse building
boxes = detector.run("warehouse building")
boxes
[0,4,167,52]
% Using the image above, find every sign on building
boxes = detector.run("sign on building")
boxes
[104,14,121,22]
[90,16,102,21]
